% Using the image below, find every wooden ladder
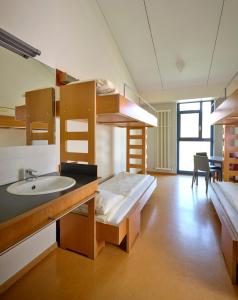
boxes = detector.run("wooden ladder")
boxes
[224,125,238,181]
[126,127,146,174]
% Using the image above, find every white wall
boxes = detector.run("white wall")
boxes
[0,0,135,178]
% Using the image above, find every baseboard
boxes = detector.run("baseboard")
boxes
[147,170,177,176]
[0,242,57,295]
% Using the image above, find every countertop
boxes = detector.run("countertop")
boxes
[0,172,98,224]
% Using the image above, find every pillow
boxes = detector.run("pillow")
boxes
[96,190,124,215]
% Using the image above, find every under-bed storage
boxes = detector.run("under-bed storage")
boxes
[209,182,238,283]
[59,173,157,255]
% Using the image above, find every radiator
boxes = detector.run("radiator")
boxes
[155,110,172,171]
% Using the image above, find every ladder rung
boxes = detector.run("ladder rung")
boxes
[63,152,89,162]
[65,131,89,140]
[128,164,142,169]
[129,154,142,159]
[31,132,48,140]
[129,135,143,139]
[129,145,142,149]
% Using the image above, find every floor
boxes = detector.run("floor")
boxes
[2,175,238,300]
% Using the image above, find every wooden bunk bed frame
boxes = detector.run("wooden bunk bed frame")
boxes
[210,88,238,283]
[210,88,238,181]
[58,80,157,257]
[1,88,55,146]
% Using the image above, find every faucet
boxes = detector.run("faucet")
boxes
[25,168,38,181]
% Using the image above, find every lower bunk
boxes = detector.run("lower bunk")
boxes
[59,172,157,257]
[209,182,238,283]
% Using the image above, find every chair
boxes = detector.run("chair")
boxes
[191,155,221,193]
[196,152,222,181]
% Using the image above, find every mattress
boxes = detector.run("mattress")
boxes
[97,174,155,225]
[210,182,238,232]
[74,173,155,225]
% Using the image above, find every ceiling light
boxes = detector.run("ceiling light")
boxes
[176,57,185,72]
[0,28,41,59]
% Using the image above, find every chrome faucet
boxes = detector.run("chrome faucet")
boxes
[25,168,38,180]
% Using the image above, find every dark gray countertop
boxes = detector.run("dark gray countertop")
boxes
[0,172,98,224]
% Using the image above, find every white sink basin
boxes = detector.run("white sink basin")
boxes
[7,176,76,196]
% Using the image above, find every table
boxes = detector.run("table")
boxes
[209,156,224,180]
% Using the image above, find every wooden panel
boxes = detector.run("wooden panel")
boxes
[25,88,55,145]
[126,203,141,253]
[60,81,96,165]
[31,132,49,140]
[97,221,127,245]
[60,152,89,163]
[129,145,142,149]
[15,105,26,120]
[128,164,143,169]
[221,216,238,283]
[96,93,157,127]
[0,180,98,254]
[96,94,120,114]
[129,135,143,139]
[0,115,25,128]
[65,132,88,140]
[129,154,142,159]
[210,89,238,125]
[60,214,89,256]
[209,184,238,283]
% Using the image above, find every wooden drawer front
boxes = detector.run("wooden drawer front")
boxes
[221,215,238,283]
[0,181,97,253]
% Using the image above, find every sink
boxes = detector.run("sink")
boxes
[7,176,76,196]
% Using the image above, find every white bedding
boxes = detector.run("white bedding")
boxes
[210,182,238,232]
[74,172,155,225]
[69,79,118,95]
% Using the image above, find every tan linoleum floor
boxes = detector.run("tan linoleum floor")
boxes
[2,175,238,300]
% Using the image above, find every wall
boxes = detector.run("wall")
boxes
[0,0,136,178]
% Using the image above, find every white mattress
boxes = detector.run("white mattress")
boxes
[74,173,155,225]
[97,174,155,225]
[210,182,238,232]
[68,79,118,95]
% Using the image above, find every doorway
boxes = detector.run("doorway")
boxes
[177,100,214,174]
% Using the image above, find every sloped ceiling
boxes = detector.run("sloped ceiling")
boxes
[97,0,238,93]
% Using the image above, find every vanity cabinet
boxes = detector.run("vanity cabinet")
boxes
[0,179,98,258]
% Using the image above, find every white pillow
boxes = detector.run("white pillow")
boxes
[96,190,124,215]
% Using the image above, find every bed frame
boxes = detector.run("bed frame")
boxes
[210,88,238,182]
[209,184,238,283]
[60,177,157,254]
[56,81,157,257]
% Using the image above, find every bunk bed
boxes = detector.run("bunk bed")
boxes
[57,80,158,257]
[210,88,238,283]
[1,88,55,145]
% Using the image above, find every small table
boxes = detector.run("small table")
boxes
[209,156,224,180]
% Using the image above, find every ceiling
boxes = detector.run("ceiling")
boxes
[97,0,238,93]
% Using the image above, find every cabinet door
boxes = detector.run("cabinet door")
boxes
[221,216,238,283]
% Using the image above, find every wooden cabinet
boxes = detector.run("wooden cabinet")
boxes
[0,180,98,256]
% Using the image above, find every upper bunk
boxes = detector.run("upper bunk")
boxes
[96,93,157,127]
[14,80,158,128]
[210,88,238,125]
